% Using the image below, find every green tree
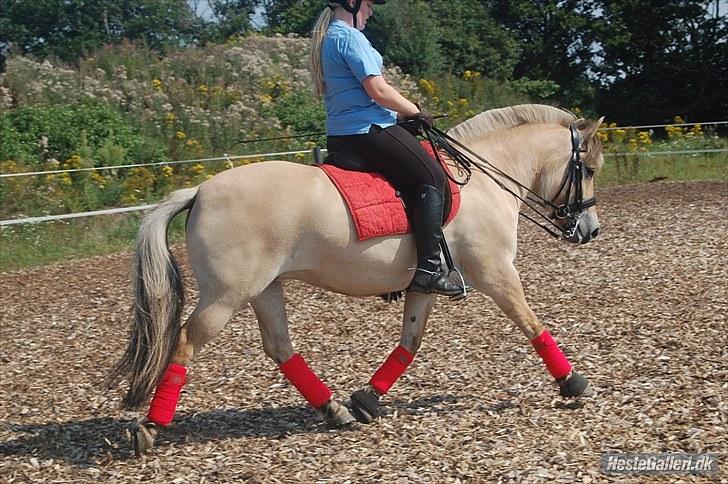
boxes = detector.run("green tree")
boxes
[591,0,728,124]
[429,0,519,79]
[261,0,322,35]
[365,1,444,77]
[486,0,597,106]
[201,0,259,42]
[0,0,197,63]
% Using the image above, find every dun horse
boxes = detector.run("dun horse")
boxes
[109,104,604,455]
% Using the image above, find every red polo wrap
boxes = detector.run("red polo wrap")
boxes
[147,363,187,426]
[530,330,572,379]
[370,345,414,395]
[279,353,332,408]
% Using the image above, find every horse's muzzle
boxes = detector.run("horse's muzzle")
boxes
[564,221,600,244]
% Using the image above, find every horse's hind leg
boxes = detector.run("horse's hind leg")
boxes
[134,295,240,456]
[251,280,355,427]
[471,262,590,398]
[351,291,436,423]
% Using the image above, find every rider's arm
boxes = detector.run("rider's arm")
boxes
[362,75,419,118]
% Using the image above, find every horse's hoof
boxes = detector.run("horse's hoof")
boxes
[350,389,380,424]
[320,399,356,427]
[133,421,158,457]
[558,371,590,398]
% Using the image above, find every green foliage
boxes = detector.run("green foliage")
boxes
[508,78,560,101]
[200,1,259,42]
[0,0,198,63]
[366,1,444,78]
[429,0,519,78]
[262,0,323,35]
[590,0,728,124]
[486,0,597,106]
[0,102,162,167]
[270,90,327,146]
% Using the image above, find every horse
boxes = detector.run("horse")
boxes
[108,104,604,456]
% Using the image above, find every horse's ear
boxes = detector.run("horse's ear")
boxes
[573,117,604,141]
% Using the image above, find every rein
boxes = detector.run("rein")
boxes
[420,123,597,240]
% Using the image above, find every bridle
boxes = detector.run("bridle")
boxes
[421,123,597,240]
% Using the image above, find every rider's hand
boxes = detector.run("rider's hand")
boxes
[400,108,434,135]
[413,110,434,130]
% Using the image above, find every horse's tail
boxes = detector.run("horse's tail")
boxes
[107,186,199,410]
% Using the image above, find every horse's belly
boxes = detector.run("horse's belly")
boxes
[281,235,416,296]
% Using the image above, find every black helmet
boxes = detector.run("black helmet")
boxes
[329,0,385,28]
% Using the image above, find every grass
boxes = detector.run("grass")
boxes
[1,152,726,272]
[0,213,186,272]
[598,152,727,186]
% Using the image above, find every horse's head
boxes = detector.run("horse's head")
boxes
[543,117,604,244]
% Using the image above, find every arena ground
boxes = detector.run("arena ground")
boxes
[1,181,725,482]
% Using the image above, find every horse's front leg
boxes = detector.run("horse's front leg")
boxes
[351,291,436,423]
[473,263,590,398]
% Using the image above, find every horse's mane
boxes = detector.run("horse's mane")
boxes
[447,104,577,141]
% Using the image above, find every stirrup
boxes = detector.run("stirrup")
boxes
[408,267,467,298]
[446,267,470,301]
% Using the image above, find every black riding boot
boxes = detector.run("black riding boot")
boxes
[408,185,465,296]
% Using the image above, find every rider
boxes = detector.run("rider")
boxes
[311,0,464,297]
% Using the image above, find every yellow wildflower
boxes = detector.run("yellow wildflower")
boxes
[165,112,176,125]
[175,131,186,140]
[197,84,209,94]
[1,159,17,172]
[418,79,437,97]
[152,79,163,91]
[63,155,83,169]
[89,170,107,187]
[161,165,173,177]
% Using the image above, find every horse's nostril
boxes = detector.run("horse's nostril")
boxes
[592,228,600,238]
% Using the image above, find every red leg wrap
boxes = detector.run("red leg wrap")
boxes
[531,330,572,380]
[279,353,332,408]
[147,363,187,426]
[370,345,414,395]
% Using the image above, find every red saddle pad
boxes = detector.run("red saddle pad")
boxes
[318,142,461,241]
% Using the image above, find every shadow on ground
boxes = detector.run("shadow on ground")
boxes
[1,394,464,466]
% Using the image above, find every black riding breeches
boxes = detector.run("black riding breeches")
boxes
[326,124,449,211]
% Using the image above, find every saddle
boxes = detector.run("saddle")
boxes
[316,142,461,241]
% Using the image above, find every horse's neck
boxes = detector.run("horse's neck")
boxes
[456,132,545,201]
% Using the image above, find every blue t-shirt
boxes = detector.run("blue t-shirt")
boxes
[321,20,397,135]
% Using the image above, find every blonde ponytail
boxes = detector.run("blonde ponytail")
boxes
[310,7,334,98]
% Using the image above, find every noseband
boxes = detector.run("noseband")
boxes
[420,122,597,240]
[551,125,597,219]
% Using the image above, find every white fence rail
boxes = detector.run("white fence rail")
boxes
[0,150,313,179]
[2,121,727,226]
[1,120,726,179]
